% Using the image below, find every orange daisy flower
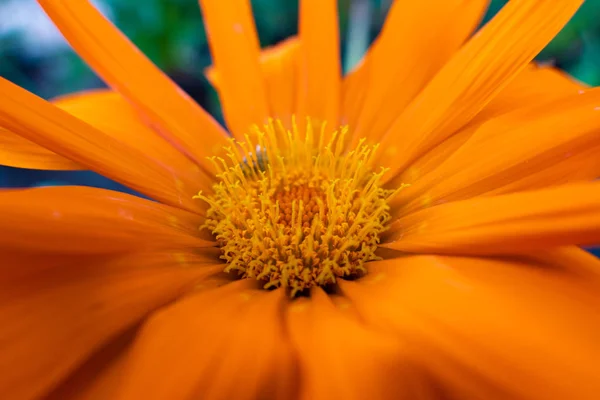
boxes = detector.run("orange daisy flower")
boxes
[2,0,600,399]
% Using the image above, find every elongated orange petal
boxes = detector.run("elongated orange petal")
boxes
[0,87,221,175]
[348,0,488,146]
[287,288,437,400]
[45,263,228,400]
[476,63,586,120]
[0,186,213,254]
[378,0,584,178]
[38,0,229,169]
[257,37,300,128]
[390,88,600,215]
[44,329,135,400]
[340,255,600,398]
[0,78,205,212]
[523,246,600,284]
[385,182,600,254]
[389,126,475,189]
[198,0,270,139]
[483,143,600,196]
[0,252,222,400]
[390,64,588,187]
[114,280,296,400]
[296,0,341,132]
[53,89,212,190]
[207,37,300,129]
[340,58,368,129]
[0,127,81,170]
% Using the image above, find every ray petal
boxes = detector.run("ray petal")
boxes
[389,64,588,186]
[44,328,135,400]
[296,0,341,133]
[38,0,229,169]
[390,88,600,215]
[0,127,81,170]
[0,251,221,400]
[287,288,441,400]
[340,254,600,399]
[378,0,584,177]
[53,90,212,190]
[114,281,296,400]
[0,79,206,212]
[385,182,600,254]
[198,0,270,139]
[347,0,489,146]
[0,186,213,254]
[207,37,300,129]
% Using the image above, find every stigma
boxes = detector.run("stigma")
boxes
[195,118,403,296]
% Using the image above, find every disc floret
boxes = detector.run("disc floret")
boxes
[196,119,403,296]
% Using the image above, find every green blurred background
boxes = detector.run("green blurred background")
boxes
[1,0,600,190]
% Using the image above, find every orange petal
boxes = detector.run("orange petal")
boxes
[0,186,213,254]
[378,0,584,178]
[53,89,212,191]
[0,251,222,400]
[389,126,475,190]
[340,255,600,399]
[198,0,270,139]
[390,88,600,215]
[44,328,136,400]
[115,281,296,400]
[389,63,588,187]
[257,37,300,128]
[296,0,341,133]
[524,245,600,284]
[483,143,600,195]
[38,0,229,169]
[207,36,300,129]
[340,58,368,130]
[0,127,81,170]
[348,0,489,146]
[476,63,586,121]
[0,78,205,212]
[385,182,600,254]
[287,288,439,400]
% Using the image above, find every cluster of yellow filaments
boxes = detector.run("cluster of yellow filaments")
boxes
[196,119,403,296]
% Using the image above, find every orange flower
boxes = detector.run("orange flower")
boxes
[1,0,600,399]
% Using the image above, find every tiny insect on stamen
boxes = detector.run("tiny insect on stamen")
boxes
[194,118,407,296]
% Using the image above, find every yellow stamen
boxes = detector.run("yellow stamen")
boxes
[195,118,406,296]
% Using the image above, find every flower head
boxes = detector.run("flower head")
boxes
[1,0,600,399]
[197,121,401,295]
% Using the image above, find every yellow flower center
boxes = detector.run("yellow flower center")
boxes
[196,119,403,296]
